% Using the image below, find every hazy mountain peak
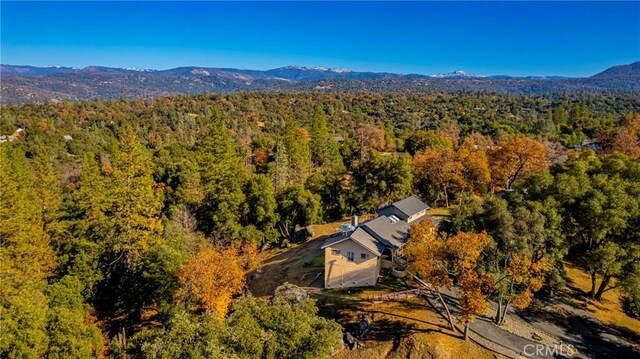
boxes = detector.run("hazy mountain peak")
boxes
[591,61,640,79]
[125,67,155,72]
[190,68,211,76]
[431,70,485,78]
[275,65,351,73]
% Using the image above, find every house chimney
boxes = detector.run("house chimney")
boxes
[351,215,359,227]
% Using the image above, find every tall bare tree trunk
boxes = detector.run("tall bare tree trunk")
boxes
[499,299,511,325]
[443,186,449,208]
[436,290,455,330]
[464,321,470,340]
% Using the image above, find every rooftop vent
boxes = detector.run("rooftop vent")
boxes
[341,223,355,237]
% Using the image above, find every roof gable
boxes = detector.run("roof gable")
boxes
[349,228,385,255]
[389,196,430,218]
[321,228,384,256]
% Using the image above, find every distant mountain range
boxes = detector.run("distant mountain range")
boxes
[591,61,640,79]
[1,62,638,104]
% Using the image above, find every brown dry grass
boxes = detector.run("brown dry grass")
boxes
[427,207,453,217]
[249,217,387,295]
[247,236,325,296]
[564,262,640,336]
[248,219,359,296]
[323,293,499,359]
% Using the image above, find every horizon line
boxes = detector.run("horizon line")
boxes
[4,61,638,79]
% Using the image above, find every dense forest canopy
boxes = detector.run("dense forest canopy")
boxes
[1,91,639,358]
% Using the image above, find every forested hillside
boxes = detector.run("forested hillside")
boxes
[2,61,639,104]
[1,92,639,358]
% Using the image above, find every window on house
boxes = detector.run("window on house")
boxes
[361,253,369,259]
[331,249,341,256]
[347,252,355,262]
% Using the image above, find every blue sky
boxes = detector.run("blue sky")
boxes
[1,1,639,77]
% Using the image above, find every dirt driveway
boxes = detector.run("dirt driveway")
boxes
[248,235,328,296]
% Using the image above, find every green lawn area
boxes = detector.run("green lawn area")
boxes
[376,273,410,291]
[308,251,325,267]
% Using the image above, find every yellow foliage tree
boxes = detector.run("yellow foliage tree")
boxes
[405,220,455,330]
[447,231,492,339]
[458,270,493,338]
[177,246,246,317]
[413,147,464,207]
[506,255,548,310]
[490,137,547,190]
[458,134,493,194]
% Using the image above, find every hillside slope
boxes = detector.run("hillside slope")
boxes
[1,62,639,104]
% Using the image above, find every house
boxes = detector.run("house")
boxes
[0,135,18,143]
[574,139,602,152]
[377,196,430,224]
[322,196,430,288]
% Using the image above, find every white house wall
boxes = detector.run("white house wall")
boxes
[324,240,380,288]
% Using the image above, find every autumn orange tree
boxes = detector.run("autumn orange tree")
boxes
[405,220,455,330]
[503,256,548,320]
[413,147,464,207]
[457,134,493,195]
[490,137,547,190]
[485,252,551,325]
[609,114,640,158]
[354,121,386,160]
[176,244,248,317]
[435,122,461,148]
[447,231,492,339]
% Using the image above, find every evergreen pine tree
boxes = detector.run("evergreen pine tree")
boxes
[31,146,63,237]
[0,145,54,358]
[108,125,163,266]
[283,115,311,184]
[310,106,344,171]
[273,138,290,190]
[195,108,246,239]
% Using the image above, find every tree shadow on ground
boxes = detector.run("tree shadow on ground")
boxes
[366,318,457,343]
[518,304,640,359]
[366,318,421,346]
[368,308,453,333]
[314,294,365,321]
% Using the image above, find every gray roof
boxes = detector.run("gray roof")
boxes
[321,228,384,256]
[349,227,385,255]
[362,215,411,249]
[321,233,348,249]
[388,196,430,218]
[323,196,430,254]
